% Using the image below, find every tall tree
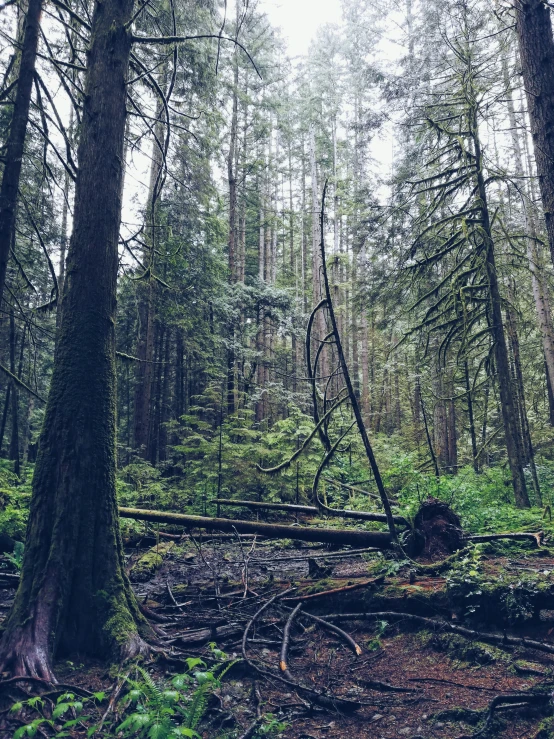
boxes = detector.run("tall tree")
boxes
[514,0,554,267]
[0,0,153,679]
[0,0,43,309]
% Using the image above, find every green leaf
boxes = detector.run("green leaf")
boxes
[185,657,205,671]
[52,702,71,719]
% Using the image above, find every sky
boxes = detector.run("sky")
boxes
[263,0,343,57]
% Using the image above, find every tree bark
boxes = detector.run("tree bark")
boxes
[9,311,19,476]
[0,0,153,680]
[472,115,530,506]
[118,507,394,549]
[0,0,43,309]
[502,51,554,422]
[515,0,554,267]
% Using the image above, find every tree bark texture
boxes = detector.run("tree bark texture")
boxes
[515,0,554,267]
[0,0,153,680]
[0,0,43,308]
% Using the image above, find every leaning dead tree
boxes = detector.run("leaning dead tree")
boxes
[258,183,400,548]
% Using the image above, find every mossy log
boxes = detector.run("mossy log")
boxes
[118,507,394,548]
[130,541,175,582]
[214,498,409,527]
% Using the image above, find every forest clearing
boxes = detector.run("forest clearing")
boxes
[1,0,554,736]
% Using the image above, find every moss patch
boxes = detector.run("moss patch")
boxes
[130,541,175,582]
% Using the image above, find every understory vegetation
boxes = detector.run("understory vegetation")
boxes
[2,0,554,735]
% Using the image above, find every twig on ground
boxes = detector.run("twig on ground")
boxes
[324,611,554,655]
[284,576,384,603]
[280,603,302,679]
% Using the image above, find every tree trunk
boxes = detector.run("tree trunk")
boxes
[464,361,479,473]
[515,0,554,267]
[0,0,43,309]
[502,51,554,419]
[0,0,153,680]
[472,115,530,507]
[9,311,19,476]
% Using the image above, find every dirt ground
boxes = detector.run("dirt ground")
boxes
[1,532,554,738]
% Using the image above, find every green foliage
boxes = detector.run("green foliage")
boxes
[5,540,24,570]
[0,476,31,540]
[11,690,105,739]
[11,648,236,739]
[114,657,235,739]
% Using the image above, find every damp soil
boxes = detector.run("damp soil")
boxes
[0,533,554,738]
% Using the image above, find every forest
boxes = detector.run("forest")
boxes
[1,0,554,736]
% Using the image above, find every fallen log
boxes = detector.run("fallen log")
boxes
[214,498,409,527]
[467,532,543,546]
[118,507,394,549]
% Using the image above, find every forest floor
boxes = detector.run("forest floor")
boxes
[2,526,554,738]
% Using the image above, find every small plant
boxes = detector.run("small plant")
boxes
[367,619,388,651]
[254,714,288,736]
[114,657,235,739]
[5,541,24,571]
[11,650,236,739]
[11,690,106,738]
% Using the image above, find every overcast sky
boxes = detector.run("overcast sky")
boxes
[263,0,343,57]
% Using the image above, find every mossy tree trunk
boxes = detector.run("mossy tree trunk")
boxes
[0,0,154,680]
[0,0,43,308]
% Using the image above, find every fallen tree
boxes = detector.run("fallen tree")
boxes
[214,498,409,527]
[118,507,394,549]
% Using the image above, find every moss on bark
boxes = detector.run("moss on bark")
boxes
[0,0,152,680]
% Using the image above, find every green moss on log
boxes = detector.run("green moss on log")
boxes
[130,541,175,582]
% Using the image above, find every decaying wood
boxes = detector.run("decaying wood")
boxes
[279,603,301,678]
[130,541,175,581]
[324,611,554,656]
[467,532,543,546]
[297,610,362,656]
[118,507,394,548]
[455,692,551,739]
[214,498,409,526]
[284,577,384,603]
[242,588,362,712]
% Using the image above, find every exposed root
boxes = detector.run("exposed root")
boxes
[0,624,56,683]
[455,692,551,739]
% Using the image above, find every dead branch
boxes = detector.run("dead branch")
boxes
[279,603,301,678]
[467,532,543,546]
[324,611,554,656]
[455,692,551,739]
[118,507,394,548]
[284,577,385,604]
[318,182,400,547]
[297,610,362,656]
[213,499,409,526]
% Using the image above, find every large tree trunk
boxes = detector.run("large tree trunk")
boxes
[472,116,530,507]
[0,0,43,309]
[502,51,554,419]
[515,0,554,267]
[0,0,153,680]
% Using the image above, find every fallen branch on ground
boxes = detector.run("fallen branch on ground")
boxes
[296,610,362,656]
[323,611,554,655]
[280,603,301,679]
[242,589,362,712]
[214,498,409,527]
[118,507,394,548]
[455,692,551,739]
[284,577,385,603]
[467,532,543,546]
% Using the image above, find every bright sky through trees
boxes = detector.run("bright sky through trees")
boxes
[264,0,342,56]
